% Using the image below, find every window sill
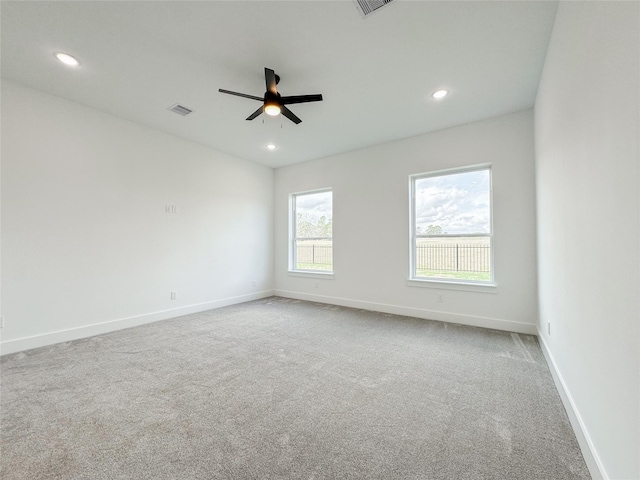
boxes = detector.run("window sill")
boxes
[406,278,497,293]
[288,270,335,280]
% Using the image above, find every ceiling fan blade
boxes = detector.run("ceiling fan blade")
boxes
[218,89,263,101]
[265,68,278,95]
[281,106,302,124]
[246,106,264,121]
[280,94,323,105]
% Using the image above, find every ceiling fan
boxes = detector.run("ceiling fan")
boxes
[219,67,323,124]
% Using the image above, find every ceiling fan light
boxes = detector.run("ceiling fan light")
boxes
[264,104,281,116]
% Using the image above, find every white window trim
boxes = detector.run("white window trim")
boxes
[288,271,335,280]
[289,187,333,275]
[409,164,495,288]
[406,278,497,293]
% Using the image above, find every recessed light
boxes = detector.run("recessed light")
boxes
[432,89,449,99]
[266,143,278,150]
[55,52,79,66]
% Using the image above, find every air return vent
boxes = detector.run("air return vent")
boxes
[168,104,193,116]
[355,0,394,17]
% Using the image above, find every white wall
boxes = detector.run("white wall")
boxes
[274,110,538,334]
[535,2,639,479]
[1,81,274,354]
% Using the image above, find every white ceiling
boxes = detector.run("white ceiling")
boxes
[1,1,558,168]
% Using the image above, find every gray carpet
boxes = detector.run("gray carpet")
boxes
[1,296,590,479]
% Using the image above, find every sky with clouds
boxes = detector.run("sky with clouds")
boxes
[415,169,490,235]
[294,173,489,236]
[296,190,332,222]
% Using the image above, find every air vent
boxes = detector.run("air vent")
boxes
[355,0,394,17]
[168,104,193,116]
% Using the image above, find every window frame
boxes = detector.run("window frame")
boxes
[409,164,494,287]
[289,187,334,276]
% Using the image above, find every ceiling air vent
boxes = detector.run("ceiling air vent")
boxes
[355,0,394,17]
[168,104,193,116]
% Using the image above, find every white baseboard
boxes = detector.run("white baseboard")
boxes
[0,290,275,356]
[537,332,607,480]
[274,290,537,335]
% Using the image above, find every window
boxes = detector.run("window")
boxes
[410,165,492,284]
[290,189,333,273]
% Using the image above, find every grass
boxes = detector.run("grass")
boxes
[415,269,491,282]
[295,264,489,282]
[296,263,333,272]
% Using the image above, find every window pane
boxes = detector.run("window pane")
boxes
[292,190,333,272]
[295,191,332,238]
[295,239,333,271]
[412,167,492,283]
[415,169,490,235]
[415,236,491,281]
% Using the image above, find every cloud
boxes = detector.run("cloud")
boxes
[296,191,332,221]
[415,170,490,235]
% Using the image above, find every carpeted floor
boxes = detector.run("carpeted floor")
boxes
[1,296,590,479]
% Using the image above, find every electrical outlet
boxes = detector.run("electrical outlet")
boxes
[315,282,319,289]
[171,291,177,300]
[252,280,257,287]
[437,293,444,302]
